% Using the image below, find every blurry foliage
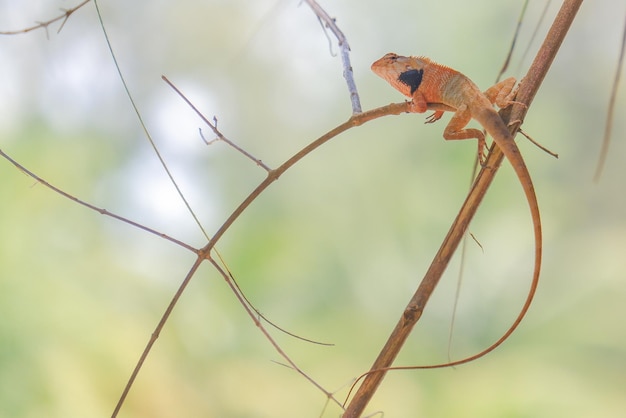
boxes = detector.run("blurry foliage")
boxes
[0,1,625,417]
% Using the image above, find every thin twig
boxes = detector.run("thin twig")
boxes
[519,127,559,158]
[209,259,343,407]
[0,0,91,35]
[303,0,362,113]
[593,11,626,182]
[161,76,271,172]
[0,148,196,253]
[496,0,529,82]
[517,0,553,74]
[447,158,480,363]
[201,102,452,252]
[111,257,204,418]
[93,0,212,243]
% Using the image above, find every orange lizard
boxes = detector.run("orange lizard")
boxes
[371,53,542,363]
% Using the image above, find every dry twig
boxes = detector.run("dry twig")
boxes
[0,0,91,37]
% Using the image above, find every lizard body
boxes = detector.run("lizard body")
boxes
[371,53,541,359]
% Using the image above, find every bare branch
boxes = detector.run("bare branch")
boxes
[496,0,529,82]
[111,257,205,418]
[201,101,451,253]
[93,0,212,243]
[593,10,626,181]
[0,148,197,253]
[303,0,362,113]
[162,76,272,172]
[517,0,554,74]
[519,127,559,158]
[0,0,91,36]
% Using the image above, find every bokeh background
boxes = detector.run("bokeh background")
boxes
[1,1,625,417]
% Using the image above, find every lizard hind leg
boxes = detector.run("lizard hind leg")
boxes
[442,105,487,164]
[484,77,519,108]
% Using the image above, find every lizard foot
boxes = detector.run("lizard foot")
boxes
[425,111,444,124]
[477,137,487,166]
[503,100,528,109]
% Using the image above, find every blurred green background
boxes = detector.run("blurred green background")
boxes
[1,1,625,417]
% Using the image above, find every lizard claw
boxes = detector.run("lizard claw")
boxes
[503,100,527,109]
[477,137,487,166]
[425,110,444,124]
[506,119,522,128]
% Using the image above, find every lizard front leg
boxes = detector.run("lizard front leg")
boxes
[407,90,429,114]
[442,104,487,163]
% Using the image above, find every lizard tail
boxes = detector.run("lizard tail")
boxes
[435,107,543,368]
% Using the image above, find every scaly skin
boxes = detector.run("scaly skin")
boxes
[371,52,542,361]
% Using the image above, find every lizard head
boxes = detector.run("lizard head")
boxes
[371,53,428,97]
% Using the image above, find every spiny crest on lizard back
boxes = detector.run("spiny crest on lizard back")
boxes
[371,53,432,72]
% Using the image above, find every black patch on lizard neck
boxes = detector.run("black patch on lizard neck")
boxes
[398,69,424,95]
